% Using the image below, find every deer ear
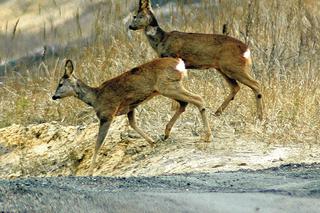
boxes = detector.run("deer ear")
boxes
[64,59,74,77]
[139,0,151,10]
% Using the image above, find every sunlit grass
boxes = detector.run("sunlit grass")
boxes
[0,0,319,145]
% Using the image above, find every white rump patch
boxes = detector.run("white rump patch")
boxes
[176,59,188,77]
[243,49,251,59]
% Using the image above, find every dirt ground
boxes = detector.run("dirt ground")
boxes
[1,121,320,178]
[1,121,320,212]
[0,163,320,212]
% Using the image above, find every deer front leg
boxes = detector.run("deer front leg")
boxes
[89,118,112,176]
[127,110,155,146]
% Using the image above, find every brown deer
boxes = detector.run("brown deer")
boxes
[129,0,263,120]
[52,58,212,175]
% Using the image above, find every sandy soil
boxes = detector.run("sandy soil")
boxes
[0,121,320,178]
[0,112,319,212]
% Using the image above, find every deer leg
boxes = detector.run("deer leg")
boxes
[164,101,188,139]
[215,72,240,116]
[197,105,213,142]
[170,100,180,111]
[160,51,184,112]
[234,72,263,120]
[127,110,155,146]
[89,118,112,176]
[161,87,212,142]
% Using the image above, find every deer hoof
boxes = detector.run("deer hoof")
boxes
[202,134,213,143]
[147,140,156,148]
[163,134,169,140]
[88,169,94,176]
[214,111,222,116]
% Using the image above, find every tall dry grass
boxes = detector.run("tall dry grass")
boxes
[0,0,319,144]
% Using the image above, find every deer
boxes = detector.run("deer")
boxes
[52,58,212,175]
[129,0,263,120]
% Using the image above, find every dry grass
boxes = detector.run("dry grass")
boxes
[0,0,320,145]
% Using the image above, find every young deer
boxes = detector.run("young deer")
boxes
[52,58,212,175]
[129,0,263,120]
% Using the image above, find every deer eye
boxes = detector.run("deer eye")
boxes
[133,15,137,19]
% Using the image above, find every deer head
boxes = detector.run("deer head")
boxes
[52,60,77,100]
[129,0,156,30]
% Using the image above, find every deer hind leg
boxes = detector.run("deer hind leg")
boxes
[127,110,155,146]
[89,118,112,176]
[215,71,240,116]
[170,100,180,111]
[160,86,212,142]
[232,70,263,120]
[164,101,188,139]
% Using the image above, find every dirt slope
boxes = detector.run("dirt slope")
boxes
[1,120,320,179]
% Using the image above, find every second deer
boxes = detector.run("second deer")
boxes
[52,58,212,175]
[129,0,263,120]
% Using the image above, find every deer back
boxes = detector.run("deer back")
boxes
[158,32,249,70]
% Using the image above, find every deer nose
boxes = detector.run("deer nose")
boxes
[52,95,59,100]
[129,25,137,30]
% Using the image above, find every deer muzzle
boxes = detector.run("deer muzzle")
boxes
[128,25,138,30]
[52,95,60,100]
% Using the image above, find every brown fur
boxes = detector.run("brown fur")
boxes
[52,58,212,175]
[129,1,263,120]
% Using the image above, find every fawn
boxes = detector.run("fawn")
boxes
[129,0,263,120]
[52,58,212,175]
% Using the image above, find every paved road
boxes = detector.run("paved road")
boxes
[1,163,320,212]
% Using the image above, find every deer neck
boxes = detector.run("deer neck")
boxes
[144,16,166,51]
[74,80,97,107]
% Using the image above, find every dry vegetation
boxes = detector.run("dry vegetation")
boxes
[0,0,320,147]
